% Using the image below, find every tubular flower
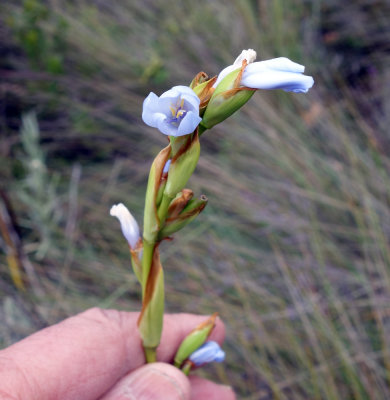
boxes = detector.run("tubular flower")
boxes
[188,341,225,366]
[110,203,140,249]
[214,49,314,93]
[142,86,202,137]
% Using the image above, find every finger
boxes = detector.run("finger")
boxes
[0,308,225,400]
[100,362,190,400]
[189,375,236,400]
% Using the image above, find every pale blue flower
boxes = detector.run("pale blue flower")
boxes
[214,49,314,93]
[142,86,202,137]
[188,341,225,366]
[110,203,140,249]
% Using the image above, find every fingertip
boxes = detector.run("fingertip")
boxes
[100,362,191,400]
[208,315,226,344]
[189,375,236,400]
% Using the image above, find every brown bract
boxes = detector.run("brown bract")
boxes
[190,71,217,112]
[138,244,163,327]
[167,189,194,221]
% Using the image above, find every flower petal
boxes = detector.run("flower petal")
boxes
[180,94,201,112]
[176,111,202,136]
[110,203,140,249]
[142,92,160,127]
[157,118,177,136]
[242,70,314,93]
[189,341,226,366]
[151,112,167,129]
[160,85,198,100]
[245,57,305,74]
[157,96,177,116]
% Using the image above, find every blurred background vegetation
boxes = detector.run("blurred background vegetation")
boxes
[1,0,390,398]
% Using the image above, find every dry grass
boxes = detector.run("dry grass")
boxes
[1,0,390,398]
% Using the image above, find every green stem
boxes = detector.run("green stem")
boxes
[181,361,192,376]
[144,346,157,363]
[157,193,173,227]
[198,124,207,136]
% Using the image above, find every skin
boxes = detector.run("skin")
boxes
[0,308,235,400]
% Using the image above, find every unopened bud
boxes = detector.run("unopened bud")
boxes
[201,65,255,130]
[174,313,217,368]
[167,189,194,220]
[190,73,217,117]
[159,195,207,239]
[190,71,210,89]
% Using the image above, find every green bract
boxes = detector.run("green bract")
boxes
[164,135,200,199]
[201,68,255,130]
[158,196,208,240]
[174,314,217,368]
[143,145,171,243]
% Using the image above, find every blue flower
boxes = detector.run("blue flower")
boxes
[142,86,202,137]
[214,49,314,93]
[188,341,225,366]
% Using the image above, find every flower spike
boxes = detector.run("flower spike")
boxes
[132,48,315,366]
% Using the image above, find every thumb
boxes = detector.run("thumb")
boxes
[100,362,190,400]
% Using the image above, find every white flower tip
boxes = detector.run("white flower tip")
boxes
[110,203,125,217]
[234,49,257,67]
[110,203,140,249]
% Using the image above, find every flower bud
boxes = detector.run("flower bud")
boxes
[167,189,194,220]
[189,341,225,366]
[158,195,207,240]
[190,71,210,89]
[110,203,140,249]
[190,72,217,116]
[201,64,255,130]
[174,313,217,368]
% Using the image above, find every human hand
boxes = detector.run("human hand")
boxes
[0,308,235,400]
